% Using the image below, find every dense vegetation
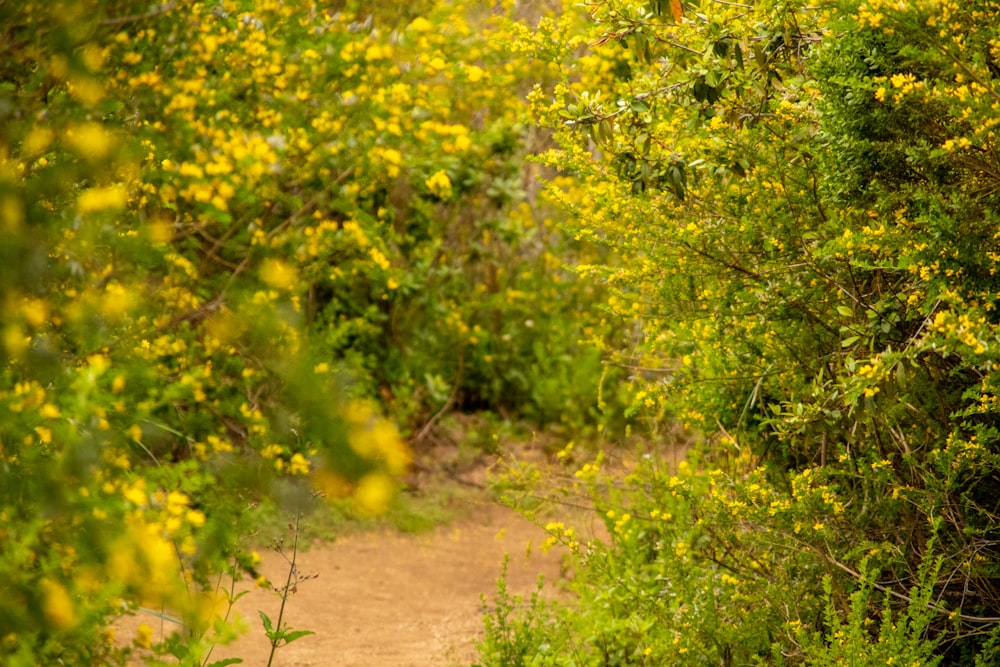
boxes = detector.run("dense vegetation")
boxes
[482,0,1000,664]
[2,0,1000,664]
[0,1,623,664]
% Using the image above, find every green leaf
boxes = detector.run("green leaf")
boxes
[282,629,316,645]
[836,305,853,317]
[598,119,613,143]
[206,660,244,667]
[258,610,274,634]
[841,335,860,348]
[637,133,650,155]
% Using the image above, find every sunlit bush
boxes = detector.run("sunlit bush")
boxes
[0,0,627,663]
[481,0,1000,662]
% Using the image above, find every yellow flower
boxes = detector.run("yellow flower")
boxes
[365,44,392,61]
[40,403,61,419]
[135,623,154,648]
[65,122,115,161]
[407,16,433,32]
[101,283,133,319]
[186,509,206,527]
[452,134,472,152]
[369,247,391,270]
[41,578,76,629]
[289,452,311,475]
[77,185,128,214]
[123,483,147,507]
[465,65,484,82]
[424,169,452,198]
[353,473,394,516]
[259,259,299,290]
[261,444,284,460]
[378,147,402,165]
[22,126,54,156]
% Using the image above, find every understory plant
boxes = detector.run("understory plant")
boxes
[486,445,962,665]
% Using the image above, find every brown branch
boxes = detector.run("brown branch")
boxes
[101,1,178,26]
[413,355,464,444]
[605,361,681,374]
[819,547,1000,625]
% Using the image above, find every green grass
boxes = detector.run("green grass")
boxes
[248,474,482,548]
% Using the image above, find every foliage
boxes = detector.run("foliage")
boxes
[794,562,943,666]
[489,450,950,665]
[480,0,1000,663]
[476,557,564,667]
[257,514,315,667]
[0,0,627,663]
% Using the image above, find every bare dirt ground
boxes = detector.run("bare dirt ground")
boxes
[120,487,568,667]
[117,424,676,666]
[115,432,683,666]
[216,497,564,667]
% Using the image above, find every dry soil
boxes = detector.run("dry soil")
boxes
[124,495,565,667]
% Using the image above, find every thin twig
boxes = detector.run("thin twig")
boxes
[267,513,301,667]
[819,547,1000,624]
[101,2,177,26]
[413,356,464,444]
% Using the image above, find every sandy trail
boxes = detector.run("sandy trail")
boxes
[125,496,565,667]
[222,498,563,667]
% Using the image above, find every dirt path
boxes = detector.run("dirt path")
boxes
[202,496,564,667]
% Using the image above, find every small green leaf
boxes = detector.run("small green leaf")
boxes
[636,133,650,154]
[836,305,853,317]
[282,629,316,645]
[841,335,860,348]
[259,611,274,634]
[598,119,613,142]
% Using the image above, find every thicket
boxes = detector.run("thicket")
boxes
[6,0,1000,663]
[0,0,626,664]
[480,0,1000,664]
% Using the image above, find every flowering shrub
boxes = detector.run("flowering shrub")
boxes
[480,0,1000,663]
[0,0,628,663]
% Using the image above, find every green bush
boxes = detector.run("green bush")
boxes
[480,0,1000,663]
[0,0,628,663]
